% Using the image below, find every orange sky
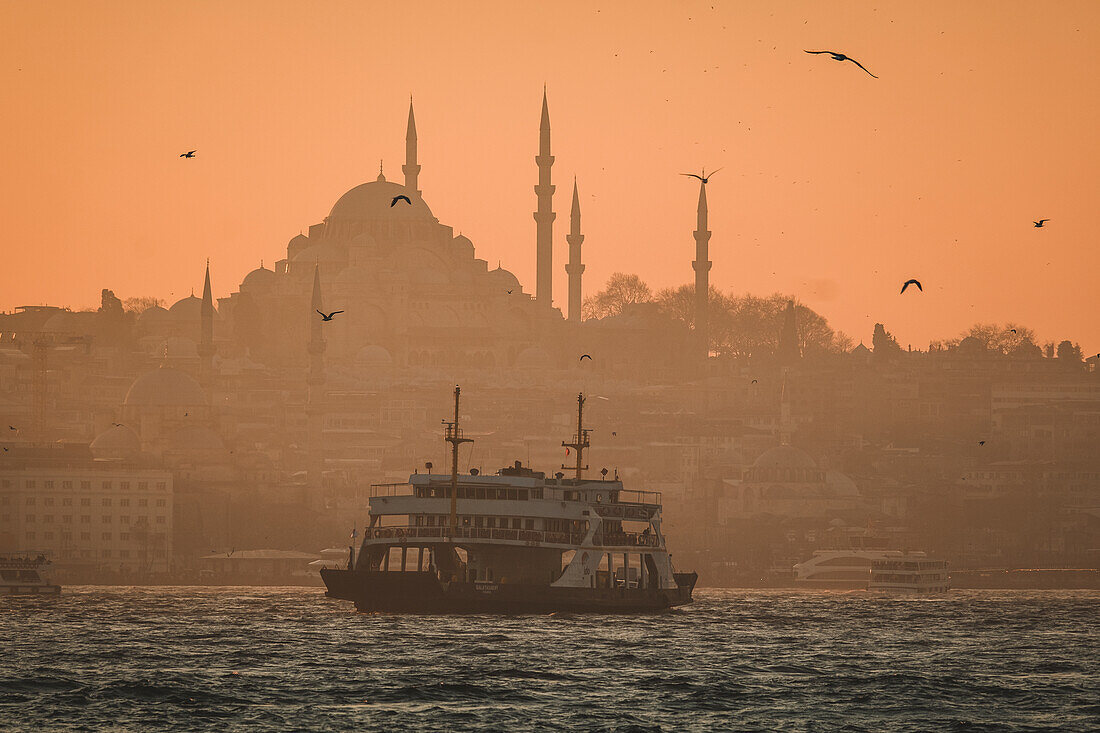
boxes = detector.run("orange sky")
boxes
[2,1,1098,352]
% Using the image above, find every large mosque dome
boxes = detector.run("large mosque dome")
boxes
[90,424,141,460]
[241,265,276,290]
[169,295,212,320]
[124,366,207,406]
[328,177,435,222]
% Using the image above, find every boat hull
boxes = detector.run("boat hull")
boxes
[321,568,697,613]
[1,585,61,596]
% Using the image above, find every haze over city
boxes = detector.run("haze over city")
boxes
[2,3,1099,731]
[2,1,1098,352]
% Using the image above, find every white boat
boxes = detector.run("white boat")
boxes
[869,555,950,593]
[794,548,948,590]
[1,553,61,596]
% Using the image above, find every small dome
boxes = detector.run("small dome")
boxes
[288,233,310,248]
[165,336,198,358]
[824,471,860,497]
[165,426,225,452]
[453,234,473,247]
[292,243,346,264]
[487,266,521,293]
[242,265,276,290]
[753,445,818,470]
[137,305,169,325]
[41,311,76,333]
[168,295,212,320]
[328,180,434,221]
[90,424,141,460]
[124,366,207,407]
[355,345,393,368]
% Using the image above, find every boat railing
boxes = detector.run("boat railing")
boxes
[365,526,658,547]
[613,489,662,506]
[368,483,415,497]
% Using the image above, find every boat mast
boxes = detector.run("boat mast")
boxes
[444,385,472,535]
[561,392,590,480]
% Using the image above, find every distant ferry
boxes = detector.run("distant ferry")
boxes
[794,549,949,592]
[869,555,950,593]
[1,553,61,596]
[322,389,697,612]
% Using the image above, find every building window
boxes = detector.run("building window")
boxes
[25,532,35,541]
[101,550,111,558]
[156,482,166,491]
[138,499,148,507]
[156,516,166,524]
[80,516,90,524]
[120,482,130,490]
[101,516,111,524]
[62,498,72,506]
[120,498,130,507]
[44,480,54,489]
[61,532,71,541]
[63,515,72,523]
[119,550,130,559]
[62,480,72,489]
[102,533,111,541]
[25,515,35,523]
[102,481,111,490]
[81,532,91,541]
[25,480,35,489]
[43,515,53,523]
[80,481,90,490]
[44,531,54,540]
[120,516,130,524]
[102,498,112,507]
[138,482,148,491]
[25,497,35,505]
[81,498,91,507]
[156,499,166,507]
[44,498,54,506]
[119,532,130,541]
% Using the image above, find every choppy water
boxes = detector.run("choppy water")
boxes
[2,588,1097,732]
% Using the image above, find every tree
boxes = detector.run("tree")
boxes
[582,273,653,319]
[1056,340,1083,363]
[98,289,124,319]
[872,323,901,355]
[953,323,1037,355]
[123,296,164,314]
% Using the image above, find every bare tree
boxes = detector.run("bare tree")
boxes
[582,273,653,319]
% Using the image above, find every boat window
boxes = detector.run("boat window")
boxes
[475,487,486,500]
[815,557,873,567]
[486,517,495,528]
[512,518,522,529]
[525,519,534,530]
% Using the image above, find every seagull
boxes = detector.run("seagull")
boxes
[804,50,878,78]
[317,310,344,321]
[900,279,922,294]
[390,195,411,207]
[681,167,723,184]
[580,354,592,361]
[506,289,513,294]
[751,379,758,384]
[7,426,15,431]
[1033,219,1050,227]
[180,150,197,158]
[1010,329,1017,334]
[979,441,986,446]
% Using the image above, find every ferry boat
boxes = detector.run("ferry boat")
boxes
[869,554,950,593]
[1,553,61,596]
[322,389,697,613]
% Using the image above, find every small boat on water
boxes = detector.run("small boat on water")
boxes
[322,389,697,613]
[1,553,61,596]
[794,548,949,592]
[869,554,950,593]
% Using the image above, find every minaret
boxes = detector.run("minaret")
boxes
[402,96,420,194]
[778,299,800,366]
[565,177,585,322]
[692,178,712,359]
[199,261,215,391]
[533,88,556,308]
[306,265,326,497]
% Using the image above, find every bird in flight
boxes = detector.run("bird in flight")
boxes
[900,279,922,294]
[979,441,986,446]
[317,310,344,321]
[580,354,592,361]
[1010,329,1017,334]
[1033,219,1050,227]
[681,167,723,184]
[506,289,513,294]
[180,150,197,158]
[751,379,758,384]
[391,195,411,207]
[7,426,15,431]
[804,50,877,78]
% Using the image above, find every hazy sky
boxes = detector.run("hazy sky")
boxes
[2,1,1097,351]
